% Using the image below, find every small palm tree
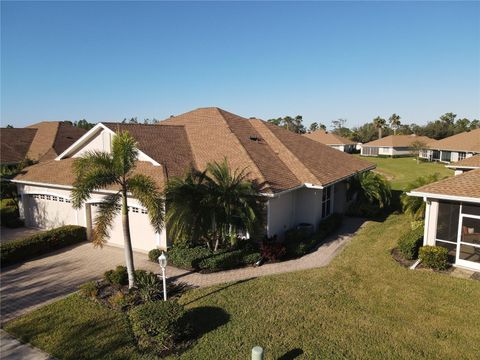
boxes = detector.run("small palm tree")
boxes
[401,174,440,220]
[389,113,401,135]
[72,131,164,288]
[166,160,265,251]
[373,116,386,139]
[349,171,392,209]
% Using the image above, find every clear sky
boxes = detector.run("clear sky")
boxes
[1,1,479,128]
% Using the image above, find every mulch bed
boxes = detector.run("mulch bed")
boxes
[391,248,416,268]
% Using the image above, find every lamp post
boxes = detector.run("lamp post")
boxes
[158,251,167,301]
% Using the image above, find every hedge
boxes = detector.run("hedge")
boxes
[0,206,24,228]
[166,244,260,273]
[284,214,343,258]
[419,246,449,270]
[398,226,424,260]
[129,300,186,354]
[1,225,87,267]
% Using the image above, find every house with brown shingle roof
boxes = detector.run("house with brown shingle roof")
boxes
[13,107,374,252]
[0,122,86,166]
[419,128,480,163]
[408,166,480,271]
[446,154,480,175]
[360,134,436,157]
[303,130,356,153]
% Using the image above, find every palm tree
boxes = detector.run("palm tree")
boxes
[72,131,164,288]
[389,113,401,135]
[401,174,440,220]
[373,116,386,139]
[348,171,392,209]
[166,160,265,251]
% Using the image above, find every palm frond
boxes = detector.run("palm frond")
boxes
[92,192,121,247]
[127,174,165,233]
[112,131,138,176]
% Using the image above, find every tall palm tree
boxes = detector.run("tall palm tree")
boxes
[72,131,164,288]
[389,113,401,135]
[166,160,265,251]
[373,116,386,139]
[401,174,440,220]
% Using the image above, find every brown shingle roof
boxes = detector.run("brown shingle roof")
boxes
[428,128,480,152]
[304,130,355,145]
[411,168,480,200]
[0,128,37,164]
[447,154,480,169]
[363,134,436,147]
[14,158,165,191]
[161,107,375,191]
[102,123,194,178]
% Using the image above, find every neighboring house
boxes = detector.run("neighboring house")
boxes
[408,169,480,271]
[0,122,87,166]
[360,134,435,157]
[446,155,480,175]
[303,130,356,153]
[13,107,374,252]
[419,128,480,163]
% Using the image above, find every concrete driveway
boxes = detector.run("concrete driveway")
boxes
[1,217,366,324]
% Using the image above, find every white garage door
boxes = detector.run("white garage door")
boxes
[25,194,75,229]
[90,203,157,252]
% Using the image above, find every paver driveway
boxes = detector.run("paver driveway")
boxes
[1,217,365,324]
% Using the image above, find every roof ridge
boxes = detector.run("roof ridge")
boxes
[215,108,270,187]
[250,120,318,185]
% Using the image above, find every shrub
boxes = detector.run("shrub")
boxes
[104,266,128,287]
[148,248,163,263]
[398,226,424,260]
[419,246,449,270]
[0,225,86,267]
[0,206,24,228]
[260,241,286,262]
[135,271,162,302]
[108,291,136,311]
[79,281,99,299]
[129,300,186,354]
[168,246,212,270]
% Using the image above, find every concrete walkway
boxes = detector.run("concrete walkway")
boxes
[0,330,53,360]
[1,217,365,325]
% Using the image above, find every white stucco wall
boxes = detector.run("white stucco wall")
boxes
[17,183,166,252]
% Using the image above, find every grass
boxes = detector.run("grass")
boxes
[356,156,453,190]
[5,213,480,359]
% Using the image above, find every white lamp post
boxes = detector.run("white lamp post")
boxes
[158,251,168,301]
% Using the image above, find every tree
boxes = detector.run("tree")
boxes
[401,174,440,220]
[372,116,386,139]
[388,113,401,135]
[75,119,95,130]
[71,131,164,288]
[348,171,392,209]
[440,112,456,125]
[309,122,319,132]
[410,140,428,164]
[166,159,265,252]
[267,115,306,134]
[6,124,14,128]
[331,118,347,130]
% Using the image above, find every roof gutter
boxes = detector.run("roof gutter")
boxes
[407,190,480,204]
[11,179,121,195]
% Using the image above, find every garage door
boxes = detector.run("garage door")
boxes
[25,194,75,229]
[90,203,157,252]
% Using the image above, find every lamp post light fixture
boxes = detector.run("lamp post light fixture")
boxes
[158,251,168,301]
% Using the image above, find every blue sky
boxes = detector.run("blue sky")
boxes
[1,1,479,128]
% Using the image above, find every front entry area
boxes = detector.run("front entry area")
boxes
[434,201,480,271]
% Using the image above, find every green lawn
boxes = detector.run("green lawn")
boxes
[6,213,480,359]
[356,156,453,190]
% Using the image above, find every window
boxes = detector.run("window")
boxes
[441,151,451,162]
[322,186,332,218]
[141,209,148,214]
[436,201,460,243]
[458,152,466,161]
